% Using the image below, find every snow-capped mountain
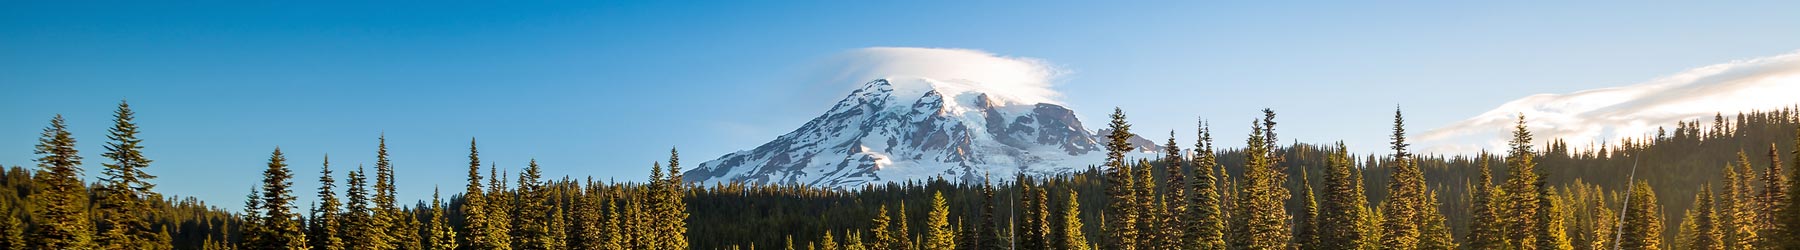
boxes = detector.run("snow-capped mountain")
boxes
[685,77,1158,188]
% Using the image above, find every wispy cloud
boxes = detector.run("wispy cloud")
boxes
[1416,51,1800,155]
[825,47,1068,105]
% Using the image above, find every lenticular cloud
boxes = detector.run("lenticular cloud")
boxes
[1416,51,1800,155]
[827,47,1067,105]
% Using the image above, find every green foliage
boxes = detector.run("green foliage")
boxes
[31,114,93,249]
[925,191,954,250]
[250,148,306,249]
[96,100,162,250]
[1103,108,1139,250]
[1622,181,1663,250]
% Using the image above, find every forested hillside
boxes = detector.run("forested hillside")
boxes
[3,100,1799,250]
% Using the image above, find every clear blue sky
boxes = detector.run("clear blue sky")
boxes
[4,1,1798,210]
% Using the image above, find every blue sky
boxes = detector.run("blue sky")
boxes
[4,1,1799,210]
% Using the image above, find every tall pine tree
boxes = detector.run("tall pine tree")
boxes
[1062,190,1090,250]
[96,100,162,250]
[309,156,343,250]
[1467,154,1508,250]
[29,115,92,249]
[1186,120,1225,250]
[252,148,307,249]
[1620,181,1663,250]
[1319,143,1371,250]
[926,192,955,250]
[1380,107,1424,250]
[1102,108,1139,250]
[1505,114,1542,250]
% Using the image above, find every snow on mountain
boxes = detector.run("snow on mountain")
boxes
[684,77,1159,188]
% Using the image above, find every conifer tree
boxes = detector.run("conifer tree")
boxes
[461,139,509,250]
[572,179,603,250]
[1186,120,1225,250]
[310,156,343,250]
[894,203,913,250]
[242,187,266,250]
[345,166,382,249]
[1759,143,1788,249]
[1102,108,1139,250]
[1692,186,1723,250]
[427,188,456,250]
[1467,154,1508,250]
[1621,181,1663,250]
[1,199,27,250]
[821,231,837,250]
[665,148,691,250]
[96,100,160,250]
[1232,112,1292,250]
[1017,177,1047,250]
[846,230,867,250]
[926,192,956,250]
[253,148,307,249]
[1537,188,1573,250]
[372,136,408,249]
[870,205,895,250]
[602,191,623,250]
[547,200,568,250]
[1062,190,1090,250]
[1417,189,1456,250]
[1294,169,1319,249]
[1132,159,1160,250]
[1355,169,1382,250]
[1781,127,1800,250]
[1723,157,1757,250]
[1505,114,1542,250]
[29,115,92,249]
[978,177,1004,250]
[1588,192,1615,250]
[1381,108,1424,250]
[1161,132,1188,249]
[514,159,553,249]
[1319,143,1371,250]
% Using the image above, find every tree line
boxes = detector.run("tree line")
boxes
[4,101,1800,249]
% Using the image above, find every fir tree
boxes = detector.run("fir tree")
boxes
[29,115,92,249]
[461,139,510,250]
[1781,127,1800,250]
[1417,189,1456,250]
[96,100,160,250]
[927,192,956,250]
[1723,156,1757,250]
[1,199,27,250]
[870,205,896,250]
[1380,107,1424,250]
[1467,154,1508,250]
[978,177,1004,250]
[1161,132,1188,249]
[821,231,837,250]
[372,136,407,249]
[1294,169,1319,249]
[893,203,913,250]
[1062,190,1090,250]
[344,166,380,249]
[1017,177,1048,250]
[1232,111,1292,250]
[1620,181,1662,250]
[1537,188,1573,250]
[427,188,457,250]
[665,148,691,250]
[1102,108,1139,250]
[253,148,307,249]
[1186,120,1225,250]
[571,179,603,250]
[1132,159,1160,250]
[1319,143,1371,250]
[1692,186,1723,250]
[1505,114,1542,250]
[514,159,553,250]
[1758,143,1788,249]
[309,156,343,250]
[846,230,867,250]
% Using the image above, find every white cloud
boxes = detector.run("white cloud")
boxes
[824,47,1067,105]
[1416,50,1800,155]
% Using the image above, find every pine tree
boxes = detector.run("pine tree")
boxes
[1621,181,1663,250]
[546,200,568,250]
[243,187,266,250]
[487,163,514,248]
[602,191,623,250]
[1132,159,1160,250]
[927,191,956,250]
[1692,186,1723,250]
[427,188,457,250]
[1505,114,1542,250]
[1186,120,1225,250]
[1017,177,1047,250]
[893,203,913,250]
[1723,155,1757,250]
[1417,189,1456,250]
[1537,188,1573,250]
[96,100,160,250]
[514,159,553,250]
[1,199,28,250]
[461,139,510,250]
[1467,154,1508,250]
[29,115,92,249]
[1588,191,1615,250]
[372,136,407,249]
[1161,132,1188,249]
[870,205,896,250]
[846,230,867,250]
[1232,111,1292,250]
[665,148,691,250]
[978,177,1004,250]
[821,231,838,250]
[253,148,307,249]
[1319,143,1371,250]
[1062,190,1090,250]
[1102,108,1139,250]
[1781,127,1800,250]
[1759,143,1788,249]
[309,156,343,250]
[345,166,380,249]
[1381,108,1424,250]
[1294,169,1319,249]
[572,179,603,250]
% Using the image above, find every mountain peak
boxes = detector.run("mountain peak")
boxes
[685,78,1150,188]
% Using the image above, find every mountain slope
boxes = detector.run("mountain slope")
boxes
[685,78,1156,188]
